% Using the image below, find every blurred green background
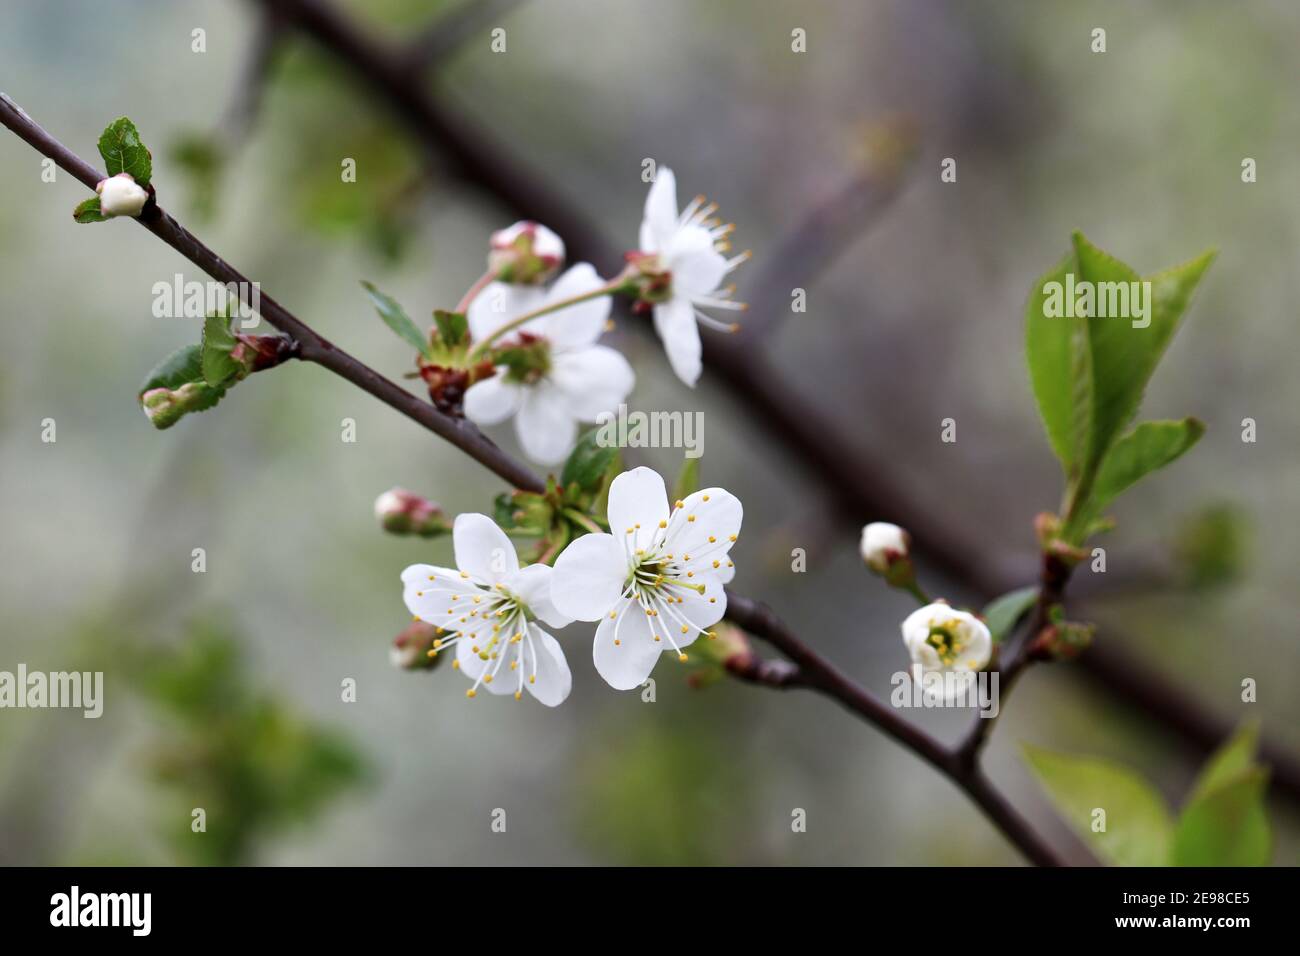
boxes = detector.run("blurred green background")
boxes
[1,0,1297,865]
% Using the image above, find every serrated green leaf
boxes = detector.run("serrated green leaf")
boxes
[980,586,1038,644]
[1025,252,1087,472]
[1172,767,1270,866]
[433,309,469,347]
[673,457,701,502]
[360,281,430,356]
[98,117,152,185]
[201,313,242,386]
[1022,744,1172,866]
[562,428,619,492]
[138,345,226,429]
[73,196,108,223]
[1066,418,1205,537]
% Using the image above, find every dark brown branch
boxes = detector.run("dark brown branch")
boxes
[726,591,1070,867]
[0,90,1070,868]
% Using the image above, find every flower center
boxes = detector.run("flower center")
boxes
[926,624,966,667]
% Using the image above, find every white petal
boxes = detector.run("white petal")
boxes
[593,604,662,690]
[550,346,635,421]
[667,227,728,295]
[463,372,523,426]
[540,263,611,351]
[453,513,519,585]
[467,282,546,343]
[606,466,669,551]
[664,487,743,559]
[508,563,572,629]
[551,532,628,621]
[641,166,678,251]
[653,298,702,387]
[515,384,579,465]
[401,564,478,620]
[659,574,727,648]
[524,625,572,706]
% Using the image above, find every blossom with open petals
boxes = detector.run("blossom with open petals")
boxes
[635,166,749,386]
[550,466,742,689]
[402,513,573,705]
[901,603,991,701]
[465,263,634,464]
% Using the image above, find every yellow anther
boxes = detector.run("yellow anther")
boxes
[428,575,435,581]
[412,615,421,622]
[678,653,688,662]
[684,554,691,561]
[452,660,460,669]
[514,690,523,700]
[433,638,443,649]
[709,597,717,604]
[702,495,710,502]
[713,560,720,568]
[529,675,536,684]
[609,611,617,619]
[466,688,476,698]
[426,649,438,658]
[658,520,667,528]
[416,590,424,597]
[460,572,469,579]
[675,500,684,509]
[436,627,445,635]
[708,631,717,640]
[688,515,696,523]
[708,536,716,543]
[614,639,622,646]
[728,535,737,542]
[687,571,695,578]
[654,635,661,642]
[483,675,493,684]
[681,625,689,634]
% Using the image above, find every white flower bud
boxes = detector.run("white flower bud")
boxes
[488,220,564,284]
[860,521,909,573]
[96,173,149,218]
[901,603,992,697]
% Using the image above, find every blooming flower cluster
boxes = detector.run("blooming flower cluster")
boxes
[401,467,742,705]
[455,165,749,465]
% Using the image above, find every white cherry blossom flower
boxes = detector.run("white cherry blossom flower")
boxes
[635,166,749,387]
[402,513,573,705]
[860,521,910,573]
[465,263,634,464]
[550,466,742,690]
[96,172,148,217]
[901,602,992,701]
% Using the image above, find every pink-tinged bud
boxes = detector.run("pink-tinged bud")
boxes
[96,173,149,217]
[374,488,451,537]
[391,621,444,671]
[488,221,564,284]
[860,522,910,574]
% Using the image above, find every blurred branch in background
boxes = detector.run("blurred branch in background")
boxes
[241,0,1300,806]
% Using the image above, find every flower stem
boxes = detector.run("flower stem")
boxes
[468,277,630,360]
[561,507,603,536]
[902,580,933,606]
[455,269,496,314]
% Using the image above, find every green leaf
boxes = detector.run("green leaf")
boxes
[137,345,227,429]
[1188,721,1260,803]
[73,196,109,223]
[1172,767,1271,866]
[1025,253,1088,471]
[97,117,152,185]
[1070,231,1145,475]
[360,281,430,356]
[562,428,619,492]
[139,345,206,396]
[980,586,1038,644]
[1067,418,1205,534]
[673,457,701,502]
[433,309,469,348]
[1022,744,1172,866]
[201,313,242,387]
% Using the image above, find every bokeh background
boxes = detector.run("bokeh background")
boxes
[1,0,1297,865]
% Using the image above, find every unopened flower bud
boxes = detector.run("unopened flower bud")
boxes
[391,620,444,671]
[1030,618,1095,661]
[140,381,214,430]
[96,173,149,217]
[488,220,564,284]
[860,522,910,574]
[374,488,451,537]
